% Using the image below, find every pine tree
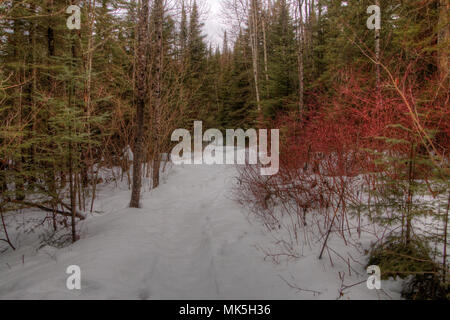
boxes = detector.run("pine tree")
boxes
[218,31,254,128]
[265,0,297,117]
[180,0,188,62]
[187,0,207,78]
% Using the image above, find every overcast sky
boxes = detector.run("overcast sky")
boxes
[204,0,224,47]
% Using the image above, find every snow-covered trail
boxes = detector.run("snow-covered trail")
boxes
[0,163,299,299]
[0,160,401,300]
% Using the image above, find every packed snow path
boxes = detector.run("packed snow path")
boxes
[0,161,401,300]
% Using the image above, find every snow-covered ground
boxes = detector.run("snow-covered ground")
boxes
[0,152,403,300]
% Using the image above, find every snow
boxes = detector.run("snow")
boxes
[0,149,402,300]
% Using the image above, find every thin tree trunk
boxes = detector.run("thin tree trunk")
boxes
[69,32,78,243]
[85,0,96,211]
[28,3,37,190]
[438,0,449,83]
[152,0,164,190]
[443,193,449,283]
[0,208,15,251]
[405,142,416,245]
[12,4,25,201]
[262,11,269,98]
[296,0,305,113]
[375,0,381,98]
[250,0,262,119]
[68,107,77,243]
[46,0,57,229]
[130,0,150,208]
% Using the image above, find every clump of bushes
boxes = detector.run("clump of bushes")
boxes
[368,236,448,300]
[402,273,448,300]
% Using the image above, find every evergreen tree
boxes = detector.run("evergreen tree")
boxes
[218,31,254,128]
[265,0,297,117]
[187,0,207,78]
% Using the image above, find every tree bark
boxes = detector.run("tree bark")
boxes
[69,25,78,243]
[130,0,150,208]
[296,0,305,113]
[250,0,262,119]
[438,0,449,83]
[152,0,164,190]
[375,0,381,93]
[262,10,269,99]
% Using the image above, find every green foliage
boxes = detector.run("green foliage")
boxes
[403,273,449,300]
[218,31,255,129]
[368,235,448,300]
[368,235,438,279]
[187,0,207,77]
[264,0,298,117]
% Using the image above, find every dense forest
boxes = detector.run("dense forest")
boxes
[0,0,449,300]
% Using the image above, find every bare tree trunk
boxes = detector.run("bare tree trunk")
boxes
[250,0,262,119]
[46,0,57,229]
[69,26,78,243]
[405,142,416,245]
[12,1,25,201]
[296,0,305,113]
[85,0,97,212]
[152,0,164,190]
[29,3,37,190]
[69,100,76,243]
[261,9,269,99]
[438,0,449,83]
[1,208,15,251]
[130,0,150,208]
[375,0,381,93]
[443,193,449,283]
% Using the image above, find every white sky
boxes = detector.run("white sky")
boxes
[204,0,225,47]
